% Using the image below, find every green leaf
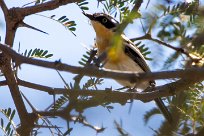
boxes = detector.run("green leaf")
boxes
[63,128,73,136]
[41,50,48,56]
[7,127,11,135]
[69,27,76,31]
[78,61,85,66]
[24,48,53,59]
[1,118,3,128]
[27,49,32,57]
[144,108,160,125]
[9,130,13,136]
[58,16,66,21]
[81,6,89,10]
[37,49,44,56]
[7,108,11,117]
[50,95,69,111]
[78,1,88,6]
[24,49,27,56]
[45,54,53,58]
[67,21,75,25]
[10,110,15,121]
[5,122,11,132]
[31,48,37,56]
[50,15,55,18]
[107,106,114,109]
[61,18,69,23]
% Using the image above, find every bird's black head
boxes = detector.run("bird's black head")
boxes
[83,13,119,29]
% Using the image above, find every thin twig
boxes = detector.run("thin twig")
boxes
[131,34,200,61]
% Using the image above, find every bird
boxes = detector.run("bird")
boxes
[83,12,172,123]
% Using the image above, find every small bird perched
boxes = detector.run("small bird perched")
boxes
[83,12,172,123]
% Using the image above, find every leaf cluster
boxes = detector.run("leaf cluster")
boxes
[177,83,204,135]
[76,1,89,11]
[134,41,152,61]
[23,48,53,58]
[156,1,198,41]
[78,51,93,66]
[101,0,135,21]
[48,15,77,36]
[0,108,16,136]
[160,1,198,17]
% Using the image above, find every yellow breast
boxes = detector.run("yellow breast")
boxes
[92,20,149,89]
[95,37,148,89]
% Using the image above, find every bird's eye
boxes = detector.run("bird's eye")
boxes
[102,18,108,23]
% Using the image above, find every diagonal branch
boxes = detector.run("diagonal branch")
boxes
[0,0,8,16]
[131,34,200,61]
[0,54,35,136]
[131,34,187,55]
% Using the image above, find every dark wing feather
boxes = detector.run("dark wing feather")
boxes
[123,39,155,85]
[122,36,172,123]
[124,44,150,72]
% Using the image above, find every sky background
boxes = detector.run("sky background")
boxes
[0,0,195,135]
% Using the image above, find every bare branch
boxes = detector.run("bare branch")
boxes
[0,0,8,16]
[70,115,105,133]
[19,0,84,17]
[131,34,200,61]
[0,44,204,83]
[148,36,194,59]
[14,77,203,103]
[0,54,36,135]
[0,80,7,86]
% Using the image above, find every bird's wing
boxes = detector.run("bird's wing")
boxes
[121,35,172,123]
[122,34,151,72]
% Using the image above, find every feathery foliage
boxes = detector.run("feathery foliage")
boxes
[144,108,160,125]
[0,108,16,136]
[100,0,136,22]
[55,15,77,36]
[23,48,53,58]
[135,41,152,61]
[78,51,92,66]
[76,1,89,11]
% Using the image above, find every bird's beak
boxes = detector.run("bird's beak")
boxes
[83,12,94,20]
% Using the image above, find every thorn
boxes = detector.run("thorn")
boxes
[19,22,49,35]
[20,91,37,112]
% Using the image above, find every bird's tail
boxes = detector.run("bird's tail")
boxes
[154,98,173,124]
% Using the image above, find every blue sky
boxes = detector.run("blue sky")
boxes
[0,0,187,135]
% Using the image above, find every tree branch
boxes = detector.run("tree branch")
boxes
[0,44,204,83]
[22,78,202,121]
[2,76,201,103]
[0,0,8,16]
[19,0,83,17]
[0,54,36,136]
[0,1,40,134]
[131,34,200,61]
